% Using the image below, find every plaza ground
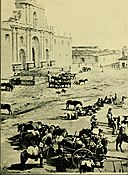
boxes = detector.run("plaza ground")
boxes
[1,67,128,174]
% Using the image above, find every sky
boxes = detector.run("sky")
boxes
[1,0,128,50]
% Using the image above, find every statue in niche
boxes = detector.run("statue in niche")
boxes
[8,10,22,22]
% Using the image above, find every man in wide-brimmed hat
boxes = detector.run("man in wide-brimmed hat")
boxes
[90,115,98,130]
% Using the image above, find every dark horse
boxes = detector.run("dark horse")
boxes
[116,133,128,152]
[1,104,12,115]
[66,100,83,110]
[1,83,14,91]
[79,79,88,85]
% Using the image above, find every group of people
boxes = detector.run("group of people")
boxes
[106,108,127,135]
[68,93,120,120]
[17,120,108,172]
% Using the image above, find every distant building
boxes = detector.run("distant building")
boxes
[1,0,72,78]
[72,46,100,69]
[118,56,128,68]
[98,50,120,67]
[118,46,128,68]
[72,46,120,70]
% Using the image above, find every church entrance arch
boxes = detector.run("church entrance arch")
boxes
[32,36,40,67]
[19,49,26,69]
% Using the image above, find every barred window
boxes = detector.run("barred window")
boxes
[46,39,48,44]
[20,36,24,44]
[33,12,37,27]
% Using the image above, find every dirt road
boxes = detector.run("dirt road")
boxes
[1,67,128,174]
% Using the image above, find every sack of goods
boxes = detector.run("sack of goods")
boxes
[27,145,39,156]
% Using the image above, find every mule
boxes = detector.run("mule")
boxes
[1,104,12,115]
[66,100,83,110]
[116,133,128,152]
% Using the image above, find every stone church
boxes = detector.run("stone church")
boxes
[1,0,72,78]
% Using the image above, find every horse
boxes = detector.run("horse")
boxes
[79,79,88,85]
[1,82,14,91]
[1,104,12,115]
[66,111,78,120]
[116,133,128,152]
[66,100,83,110]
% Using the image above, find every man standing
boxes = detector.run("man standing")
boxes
[106,108,113,127]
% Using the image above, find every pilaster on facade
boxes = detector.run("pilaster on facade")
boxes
[26,28,29,63]
[12,27,17,63]
[29,29,32,62]
[50,32,54,62]
[40,31,43,61]
[43,31,45,61]
[25,4,28,25]
[28,4,31,25]
[16,28,19,63]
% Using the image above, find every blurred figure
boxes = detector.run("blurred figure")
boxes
[111,119,116,135]
[90,115,98,130]
[117,116,121,130]
[106,108,113,127]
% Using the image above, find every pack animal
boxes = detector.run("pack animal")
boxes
[66,100,83,110]
[1,83,14,91]
[79,79,88,85]
[1,104,12,115]
[116,133,128,152]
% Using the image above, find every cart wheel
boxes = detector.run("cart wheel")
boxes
[71,148,94,168]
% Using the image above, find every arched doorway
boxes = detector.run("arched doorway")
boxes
[46,49,49,66]
[32,36,40,67]
[19,49,26,69]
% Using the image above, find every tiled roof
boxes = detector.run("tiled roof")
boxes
[118,56,128,61]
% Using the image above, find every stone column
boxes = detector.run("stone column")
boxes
[12,28,15,63]
[51,32,54,62]
[29,5,31,25]
[49,31,54,65]
[29,30,32,62]
[25,4,28,24]
[40,31,43,60]
[16,28,19,62]
[26,29,29,63]
[43,31,45,60]
[27,4,30,25]
[12,28,17,63]
[28,5,30,25]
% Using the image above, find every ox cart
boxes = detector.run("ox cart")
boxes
[16,122,107,172]
[48,75,71,88]
[52,135,107,170]
[9,76,35,86]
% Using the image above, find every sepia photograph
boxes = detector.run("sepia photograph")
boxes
[1,0,128,174]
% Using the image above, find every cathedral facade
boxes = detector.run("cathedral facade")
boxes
[1,0,72,78]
